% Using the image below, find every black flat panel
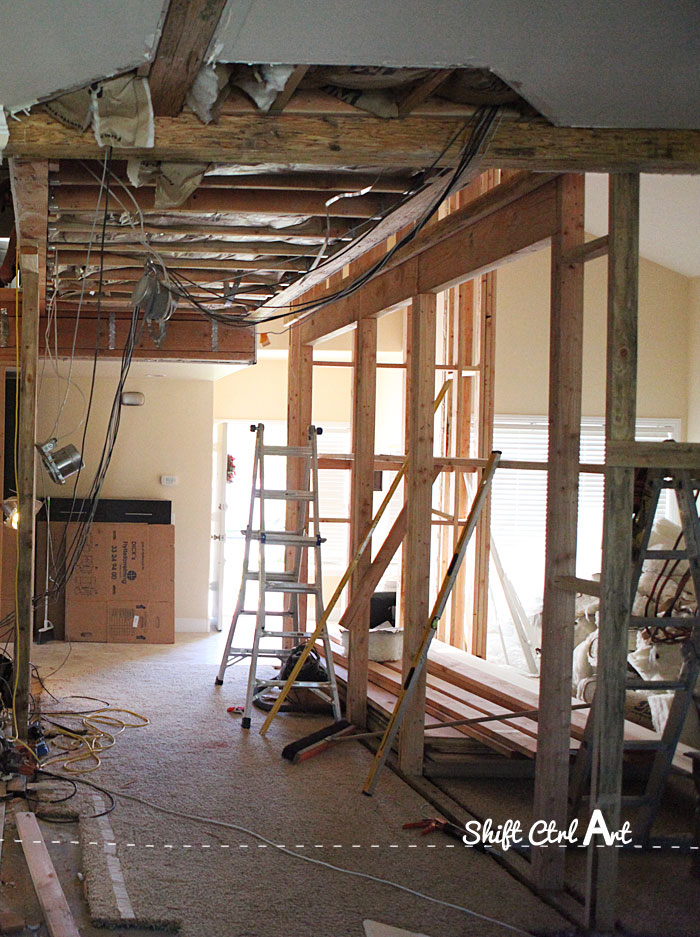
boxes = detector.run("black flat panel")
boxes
[45,498,171,525]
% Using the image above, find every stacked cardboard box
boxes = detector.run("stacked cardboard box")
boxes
[65,522,174,643]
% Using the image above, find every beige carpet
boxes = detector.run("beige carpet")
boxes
[30,634,570,937]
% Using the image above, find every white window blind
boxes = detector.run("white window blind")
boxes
[490,415,680,615]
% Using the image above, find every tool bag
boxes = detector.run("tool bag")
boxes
[279,642,329,683]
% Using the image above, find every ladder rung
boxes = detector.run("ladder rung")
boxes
[263,445,312,457]
[254,680,334,689]
[247,531,325,546]
[244,570,297,581]
[629,616,695,629]
[626,679,688,691]
[239,609,293,616]
[641,549,688,560]
[256,630,317,639]
[265,583,319,594]
[256,489,314,500]
[228,649,286,658]
[622,739,668,751]
[620,796,649,808]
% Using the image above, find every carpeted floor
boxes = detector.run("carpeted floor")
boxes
[29,634,571,937]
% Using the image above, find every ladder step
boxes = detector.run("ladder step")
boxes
[264,583,319,594]
[256,630,317,639]
[622,739,669,752]
[254,679,334,689]
[246,531,326,546]
[263,445,312,457]
[239,609,292,616]
[641,549,688,560]
[629,616,696,629]
[626,678,688,691]
[244,570,297,581]
[255,488,314,500]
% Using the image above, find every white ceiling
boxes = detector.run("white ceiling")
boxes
[585,175,700,278]
[1,1,165,112]
[214,0,700,129]
[1,1,699,129]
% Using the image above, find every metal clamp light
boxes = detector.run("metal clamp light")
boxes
[36,438,84,485]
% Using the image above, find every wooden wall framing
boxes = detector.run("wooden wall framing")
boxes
[286,166,652,928]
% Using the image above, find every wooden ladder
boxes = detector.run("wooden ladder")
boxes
[569,467,700,842]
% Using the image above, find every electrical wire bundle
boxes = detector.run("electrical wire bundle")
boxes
[164,105,501,327]
[0,149,147,716]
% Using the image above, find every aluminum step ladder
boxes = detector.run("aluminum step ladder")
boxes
[569,468,700,842]
[215,422,341,729]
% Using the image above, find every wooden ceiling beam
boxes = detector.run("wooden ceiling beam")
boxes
[53,163,415,194]
[50,218,355,240]
[0,316,255,365]
[50,252,306,272]
[50,239,320,257]
[9,109,700,172]
[9,159,49,310]
[148,0,229,117]
[54,270,280,286]
[262,170,557,322]
[50,185,392,218]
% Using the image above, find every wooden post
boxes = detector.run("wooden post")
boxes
[450,280,475,648]
[15,248,40,741]
[532,173,585,891]
[286,327,313,633]
[586,173,640,932]
[399,303,412,640]
[470,271,496,656]
[9,159,47,743]
[0,366,5,607]
[347,317,377,727]
[399,293,436,774]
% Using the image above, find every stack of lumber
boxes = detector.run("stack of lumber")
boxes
[325,634,687,769]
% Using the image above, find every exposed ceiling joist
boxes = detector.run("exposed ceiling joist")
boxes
[267,65,310,115]
[148,0,229,117]
[51,185,393,218]
[53,164,417,194]
[397,69,455,117]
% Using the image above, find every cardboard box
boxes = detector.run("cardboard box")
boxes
[65,523,174,643]
[67,599,174,644]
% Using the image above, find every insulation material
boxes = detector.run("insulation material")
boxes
[126,159,209,209]
[91,75,154,149]
[309,66,432,119]
[136,211,312,228]
[185,63,232,124]
[43,87,92,132]
[230,64,296,112]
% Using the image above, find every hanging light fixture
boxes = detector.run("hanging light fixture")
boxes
[35,438,84,485]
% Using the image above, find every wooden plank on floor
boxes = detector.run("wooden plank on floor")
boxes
[15,811,80,937]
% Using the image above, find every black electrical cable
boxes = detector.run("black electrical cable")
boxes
[36,768,116,820]
[165,106,500,328]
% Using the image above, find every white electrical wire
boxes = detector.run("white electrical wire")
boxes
[41,151,110,441]
[56,776,535,936]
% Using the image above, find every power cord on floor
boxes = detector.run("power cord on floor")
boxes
[45,772,536,937]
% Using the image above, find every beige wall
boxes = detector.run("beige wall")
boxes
[36,374,213,629]
[687,277,700,440]
[495,245,691,427]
